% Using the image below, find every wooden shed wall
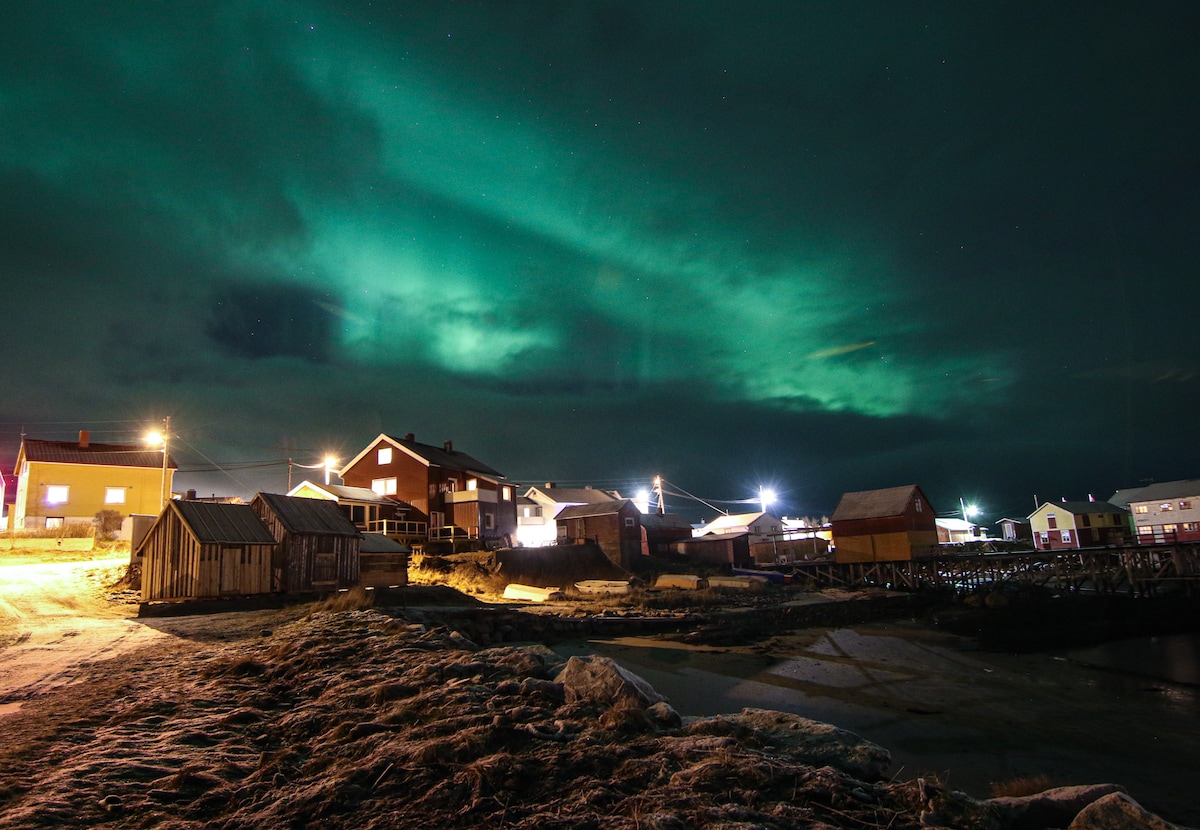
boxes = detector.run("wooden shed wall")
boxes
[273,532,359,592]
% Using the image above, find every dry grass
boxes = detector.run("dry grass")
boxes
[989,773,1056,798]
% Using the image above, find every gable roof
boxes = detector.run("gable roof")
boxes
[695,512,780,536]
[287,480,394,505]
[831,485,928,521]
[340,433,504,480]
[1031,500,1126,518]
[555,499,638,521]
[252,492,360,536]
[18,438,176,471]
[524,485,622,506]
[1110,479,1200,508]
[171,501,277,544]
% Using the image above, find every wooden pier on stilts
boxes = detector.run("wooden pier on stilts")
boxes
[790,541,1200,597]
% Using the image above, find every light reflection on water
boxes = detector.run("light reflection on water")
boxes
[1065,632,1200,711]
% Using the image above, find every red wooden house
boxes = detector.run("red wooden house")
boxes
[338,433,517,547]
[555,499,643,570]
[830,484,939,563]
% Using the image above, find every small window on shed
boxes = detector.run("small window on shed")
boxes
[915,498,922,512]
[624,517,635,527]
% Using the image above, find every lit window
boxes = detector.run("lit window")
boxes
[915,499,922,512]
[378,447,393,465]
[1160,503,1174,512]
[1060,530,1071,543]
[523,506,532,518]
[1137,525,1153,535]
[46,485,69,505]
[1183,523,1197,532]
[1180,501,1192,510]
[1163,524,1178,534]
[467,478,478,491]
[371,477,397,496]
[105,487,126,505]
[1135,505,1149,514]
[46,517,64,529]
[502,486,512,501]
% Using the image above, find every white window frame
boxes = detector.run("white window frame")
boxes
[45,485,69,505]
[1060,530,1071,543]
[378,447,393,465]
[502,486,512,501]
[105,487,127,505]
[371,477,397,496]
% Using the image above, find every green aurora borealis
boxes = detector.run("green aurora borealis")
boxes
[2,2,1197,516]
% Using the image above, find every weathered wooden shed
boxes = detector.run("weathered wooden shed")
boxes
[555,499,643,570]
[250,492,361,592]
[830,484,938,563]
[358,532,410,588]
[138,501,276,602]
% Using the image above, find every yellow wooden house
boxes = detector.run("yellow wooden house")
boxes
[11,430,176,537]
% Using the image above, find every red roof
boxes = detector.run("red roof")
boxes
[18,438,176,471]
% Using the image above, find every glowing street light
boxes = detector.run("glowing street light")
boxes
[145,416,171,511]
[324,456,338,485]
[759,486,777,514]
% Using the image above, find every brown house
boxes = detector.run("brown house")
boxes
[556,499,643,570]
[670,532,754,568]
[339,433,517,547]
[250,493,361,592]
[830,484,939,563]
[138,501,276,601]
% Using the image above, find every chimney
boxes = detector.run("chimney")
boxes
[78,430,89,448]
[405,433,415,442]
[186,489,197,500]
[545,482,556,489]
[444,440,453,453]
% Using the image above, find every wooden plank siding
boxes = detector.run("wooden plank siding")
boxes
[137,501,277,602]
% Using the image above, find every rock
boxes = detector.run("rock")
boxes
[646,700,682,728]
[554,655,666,709]
[683,708,892,782]
[988,783,1128,830]
[1068,792,1182,830]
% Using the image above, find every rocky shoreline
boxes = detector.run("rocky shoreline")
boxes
[0,599,1188,829]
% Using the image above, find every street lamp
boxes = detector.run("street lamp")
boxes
[324,456,338,486]
[759,486,776,514]
[960,498,979,540]
[145,416,171,512]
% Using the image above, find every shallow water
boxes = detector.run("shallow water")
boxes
[557,622,1200,825]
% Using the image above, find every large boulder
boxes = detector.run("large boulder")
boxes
[554,655,667,709]
[987,784,1129,830]
[1069,792,1182,830]
[683,707,892,782]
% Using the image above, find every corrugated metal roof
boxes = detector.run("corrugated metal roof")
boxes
[317,483,394,503]
[253,492,360,536]
[174,501,277,544]
[21,438,176,470]
[1110,479,1200,508]
[832,485,926,521]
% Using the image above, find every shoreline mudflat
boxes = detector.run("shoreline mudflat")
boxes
[559,617,1200,826]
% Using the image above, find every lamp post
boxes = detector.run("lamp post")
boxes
[960,498,979,540]
[145,416,170,512]
[759,486,776,514]
[324,456,338,486]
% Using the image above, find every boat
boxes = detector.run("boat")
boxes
[574,579,632,596]
[653,573,705,590]
[502,583,564,602]
[731,567,793,585]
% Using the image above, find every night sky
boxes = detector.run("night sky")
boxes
[3,2,1197,522]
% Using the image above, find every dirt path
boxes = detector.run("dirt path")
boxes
[0,556,167,718]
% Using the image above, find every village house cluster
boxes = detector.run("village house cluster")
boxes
[5,428,1198,602]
